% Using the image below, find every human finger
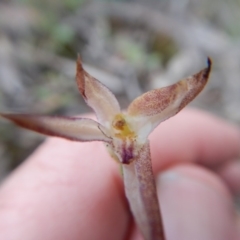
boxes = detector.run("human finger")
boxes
[0,139,130,240]
[150,108,240,171]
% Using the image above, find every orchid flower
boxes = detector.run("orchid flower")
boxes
[0,56,211,240]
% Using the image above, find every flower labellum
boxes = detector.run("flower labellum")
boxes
[0,56,211,240]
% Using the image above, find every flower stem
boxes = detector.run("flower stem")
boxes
[122,142,165,240]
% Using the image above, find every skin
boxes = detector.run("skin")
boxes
[0,108,239,240]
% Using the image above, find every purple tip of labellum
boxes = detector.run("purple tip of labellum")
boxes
[207,57,212,68]
[205,57,212,78]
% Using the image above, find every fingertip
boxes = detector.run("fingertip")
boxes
[150,108,240,172]
[157,164,238,240]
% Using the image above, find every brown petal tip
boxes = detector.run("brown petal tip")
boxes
[192,57,212,88]
[76,54,86,98]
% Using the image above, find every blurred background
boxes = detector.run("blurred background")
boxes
[0,0,240,180]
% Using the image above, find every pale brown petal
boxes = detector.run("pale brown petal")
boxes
[127,58,212,135]
[0,113,111,142]
[122,142,165,240]
[76,56,121,125]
